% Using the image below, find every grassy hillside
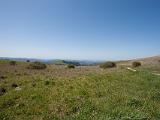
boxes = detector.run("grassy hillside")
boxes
[117,55,160,71]
[0,59,160,120]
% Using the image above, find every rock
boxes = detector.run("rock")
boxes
[126,67,137,72]
[152,73,160,76]
[15,87,22,91]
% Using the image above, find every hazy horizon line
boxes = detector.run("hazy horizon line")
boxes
[0,54,159,62]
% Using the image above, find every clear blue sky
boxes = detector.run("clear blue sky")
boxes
[0,0,160,60]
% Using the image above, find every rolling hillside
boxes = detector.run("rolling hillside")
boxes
[0,56,160,120]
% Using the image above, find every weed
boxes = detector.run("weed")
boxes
[127,98,142,107]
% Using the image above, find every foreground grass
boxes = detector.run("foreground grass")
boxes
[0,62,160,119]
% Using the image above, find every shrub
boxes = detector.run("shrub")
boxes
[45,81,50,85]
[11,83,18,88]
[9,61,16,65]
[151,92,160,101]
[127,99,142,107]
[0,88,6,96]
[1,98,15,108]
[67,64,75,69]
[28,61,47,69]
[0,75,7,79]
[132,61,141,67]
[26,60,30,62]
[158,60,160,63]
[100,61,116,69]
[32,83,36,87]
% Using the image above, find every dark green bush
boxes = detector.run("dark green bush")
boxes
[132,61,141,67]
[32,83,36,87]
[11,83,18,88]
[28,61,47,69]
[45,81,50,85]
[100,61,116,69]
[0,75,7,79]
[0,88,6,96]
[67,64,75,69]
[1,98,15,108]
[9,61,16,65]
[26,60,30,62]
[127,99,142,107]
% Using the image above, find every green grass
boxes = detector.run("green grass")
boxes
[0,61,160,120]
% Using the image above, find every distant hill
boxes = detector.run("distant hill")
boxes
[46,60,102,66]
[0,57,46,62]
[46,60,81,66]
[0,57,103,66]
[1,55,159,66]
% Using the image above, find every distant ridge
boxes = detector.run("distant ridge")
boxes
[0,57,103,66]
[0,57,47,62]
[1,55,159,66]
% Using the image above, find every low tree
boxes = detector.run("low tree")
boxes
[100,61,116,69]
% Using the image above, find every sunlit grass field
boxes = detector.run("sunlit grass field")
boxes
[0,60,160,120]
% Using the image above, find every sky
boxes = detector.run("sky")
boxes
[0,0,160,60]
